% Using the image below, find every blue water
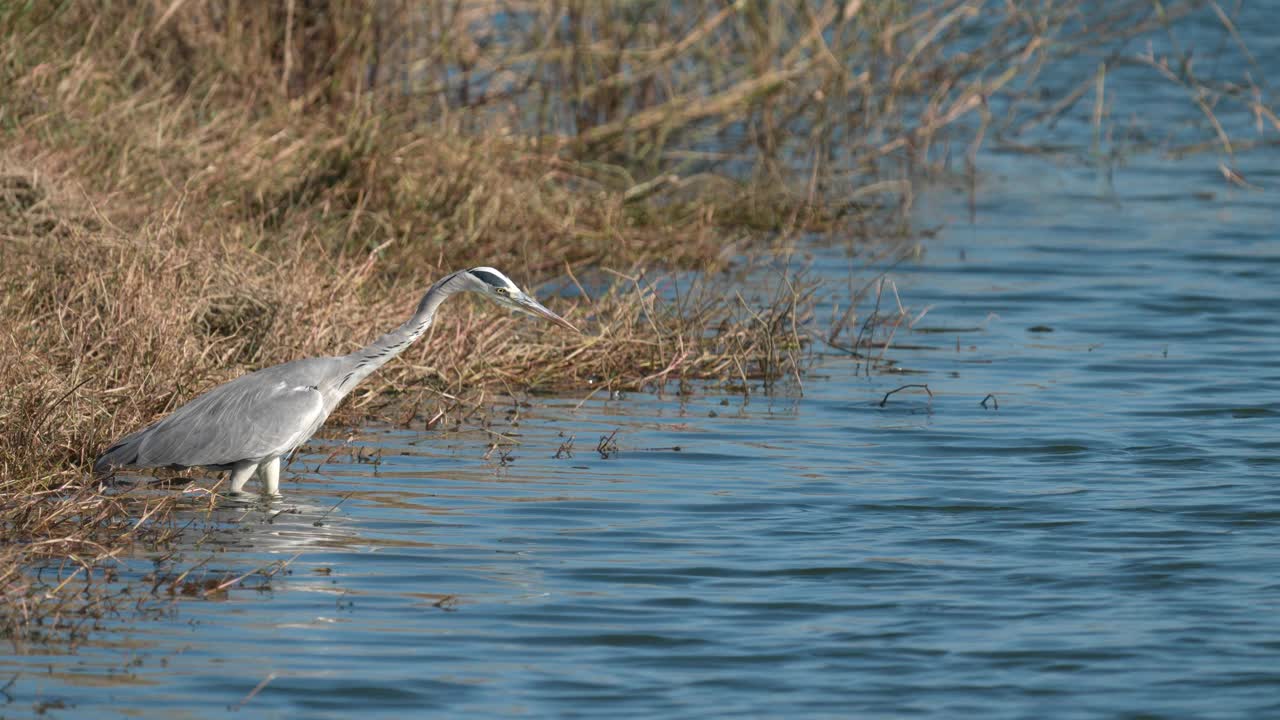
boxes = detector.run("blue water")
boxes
[5,8,1280,719]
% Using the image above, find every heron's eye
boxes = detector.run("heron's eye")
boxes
[495,287,511,296]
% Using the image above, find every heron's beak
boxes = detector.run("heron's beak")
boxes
[516,293,580,333]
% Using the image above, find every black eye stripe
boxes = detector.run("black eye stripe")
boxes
[469,269,508,288]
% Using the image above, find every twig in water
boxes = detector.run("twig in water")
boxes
[596,429,620,459]
[573,386,604,412]
[480,427,520,445]
[203,553,300,598]
[313,491,354,527]
[483,443,515,466]
[266,508,291,524]
[156,555,212,596]
[424,407,448,430]
[879,384,933,407]
[554,433,575,459]
[313,439,355,472]
[0,673,17,703]
[855,279,882,375]
[980,394,999,410]
[231,672,278,712]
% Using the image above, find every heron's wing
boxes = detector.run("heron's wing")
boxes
[130,371,328,469]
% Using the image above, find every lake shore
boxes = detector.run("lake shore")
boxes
[1,1,1269,648]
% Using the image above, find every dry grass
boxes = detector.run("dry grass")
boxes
[1,0,1274,647]
[0,481,181,651]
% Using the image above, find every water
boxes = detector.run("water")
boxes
[7,159,1276,718]
[6,15,1280,720]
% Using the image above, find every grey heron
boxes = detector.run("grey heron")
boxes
[94,267,578,496]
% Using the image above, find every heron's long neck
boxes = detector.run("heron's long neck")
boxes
[337,272,463,395]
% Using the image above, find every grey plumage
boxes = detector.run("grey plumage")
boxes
[93,358,335,471]
[94,267,577,495]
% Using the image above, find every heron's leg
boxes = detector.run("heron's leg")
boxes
[260,457,282,497]
[228,461,258,494]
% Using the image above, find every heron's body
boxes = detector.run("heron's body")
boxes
[94,267,576,495]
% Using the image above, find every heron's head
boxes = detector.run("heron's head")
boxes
[464,267,579,332]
